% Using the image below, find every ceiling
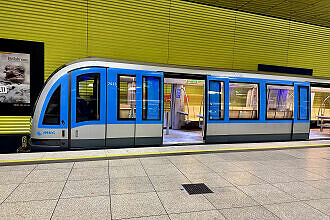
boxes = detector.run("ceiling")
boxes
[185,0,330,27]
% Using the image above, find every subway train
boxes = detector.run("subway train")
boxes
[31,57,329,150]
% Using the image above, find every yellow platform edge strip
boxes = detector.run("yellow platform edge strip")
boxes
[0,143,329,164]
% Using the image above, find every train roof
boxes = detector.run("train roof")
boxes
[49,57,330,86]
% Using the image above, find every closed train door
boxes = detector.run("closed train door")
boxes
[106,68,163,147]
[69,67,107,149]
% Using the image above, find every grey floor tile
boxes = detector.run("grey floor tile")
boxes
[167,155,200,165]
[205,187,258,209]
[0,170,30,184]
[305,167,330,178]
[73,160,108,168]
[68,167,108,181]
[265,201,330,220]
[111,192,166,219]
[203,161,243,172]
[305,180,330,193]
[52,196,111,220]
[109,165,147,178]
[249,170,297,183]
[279,168,326,181]
[36,162,74,170]
[61,179,109,198]
[232,161,266,171]
[109,158,141,167]
[0,184,18,203]
[193,154,227,163]
[0,199,57,220]
[185,172,232,188]
[23,169,71,183]
[0,165,36,172]
[6,181,65,202]
[157,190,215,214]
[175,163,213,175]
[140,157,171,166]
[238,184,296,205]
[273,181,330,200]
[128,215,170,220]
[149,175,190,192]
[144,164,182,176]
[169,210,225,220]
[221,171,267,186]
[110,176,154,194]
[219,206,280,220]
[304,198,330,214]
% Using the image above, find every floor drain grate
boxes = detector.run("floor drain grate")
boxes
[182,183,213,195]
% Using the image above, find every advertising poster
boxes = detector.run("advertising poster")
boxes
[0,52,30,105]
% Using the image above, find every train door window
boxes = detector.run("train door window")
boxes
[118,75,136,120]
[142,76,161,120]
[42,86,61,125]
[209,81,224,120]
[229,82,259,119]
[266,85,294,119]
[76,73,100,123]
[298,86,309,120]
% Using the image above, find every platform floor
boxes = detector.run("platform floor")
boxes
[310,128,330,139]
[0,140,329,219]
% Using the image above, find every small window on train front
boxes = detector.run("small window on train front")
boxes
[229,82,259,119]
[76,73,100,123]
[209,81,224,120]
[42,86,61,125]
[266,85,294,119]
[142,76,161,120]
[118,75,136,120]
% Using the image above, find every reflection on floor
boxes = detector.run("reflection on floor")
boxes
[163,129,203,144]
[309,128,330,139]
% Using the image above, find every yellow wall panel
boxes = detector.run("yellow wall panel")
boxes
[168,0,236,68]
[287,23,329,78]
[0,0,87,134]
[233,12,290,71]
[88,0,170,64]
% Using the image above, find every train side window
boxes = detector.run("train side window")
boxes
[298,86,309,120]
[266,85,294,119]
[209,81,224,120]
[42,86,61,125]
[229,82,259,119]
[76,73,100,123]
[118,75,136,120]
[142,76,161,120]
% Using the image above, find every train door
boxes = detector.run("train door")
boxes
[292,82,310,140]
[69,67,107,149]
[205,76,228,143]
[136,71,163,146]
[106,68,163,147]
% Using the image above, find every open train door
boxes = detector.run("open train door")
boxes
[69,67,107,149]
[292,82,310,140]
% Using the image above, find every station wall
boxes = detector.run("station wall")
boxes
[0,0,329,134]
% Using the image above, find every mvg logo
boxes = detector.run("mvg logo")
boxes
[0,86,8,94]
[37,130,56,136]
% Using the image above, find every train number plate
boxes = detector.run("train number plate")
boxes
[0,86,8,94]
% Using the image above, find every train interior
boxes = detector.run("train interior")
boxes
[309,86,330,139]
[163,78,205,144]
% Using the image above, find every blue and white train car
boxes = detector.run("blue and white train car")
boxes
[31,58,323,150]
